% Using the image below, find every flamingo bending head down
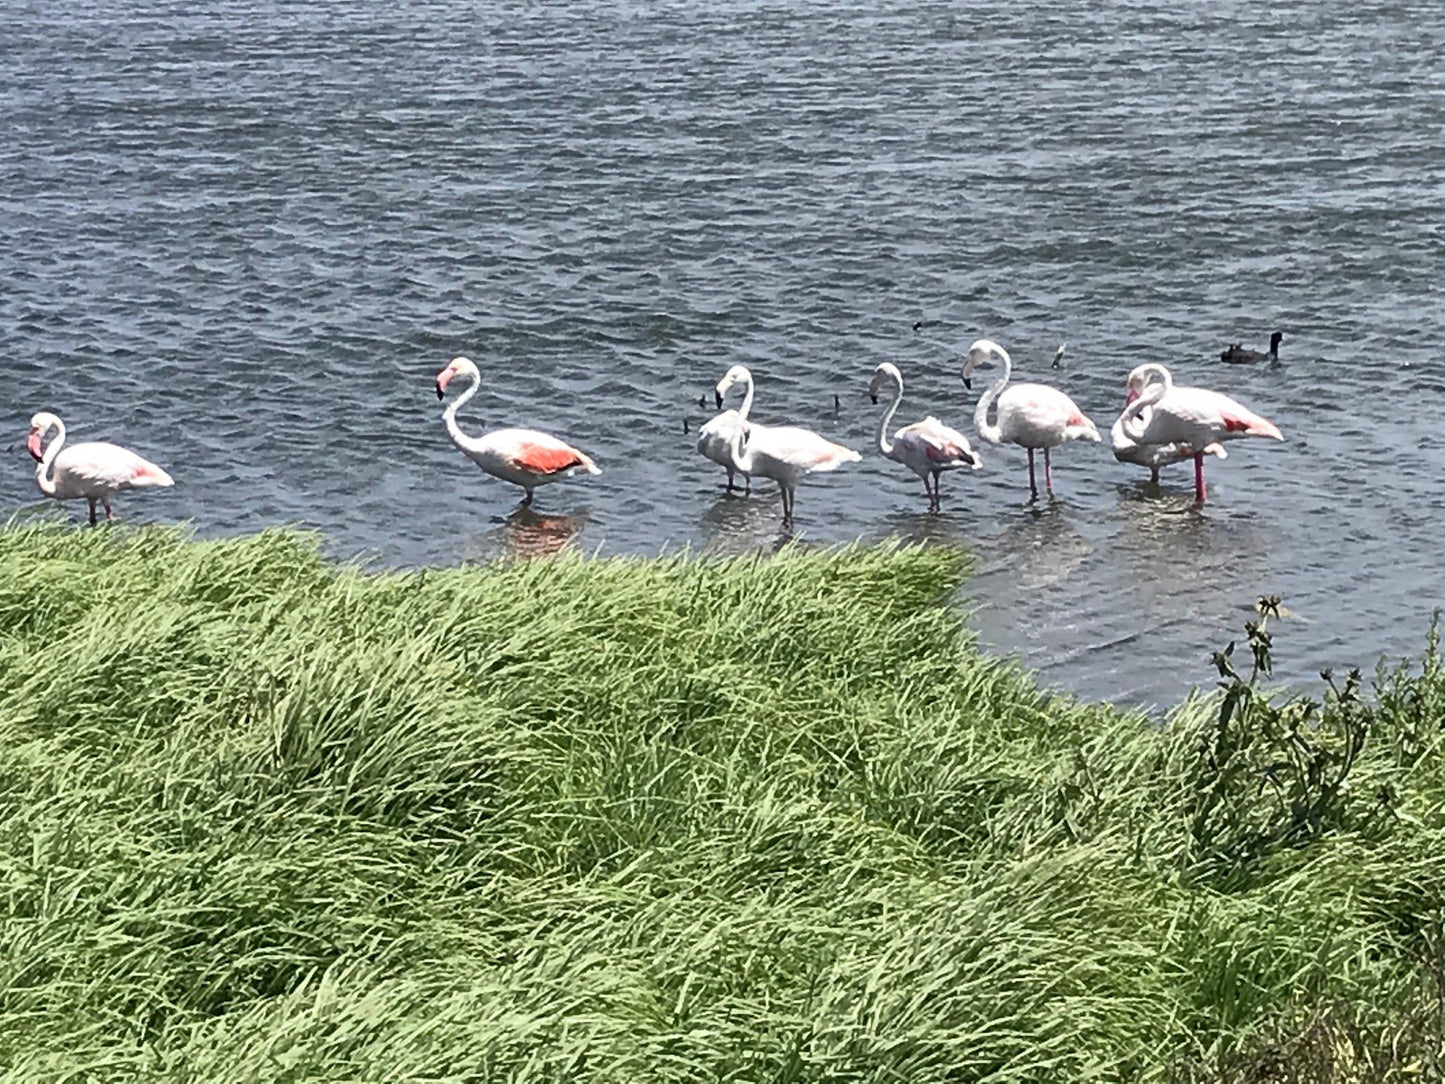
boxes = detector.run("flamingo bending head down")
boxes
[1117,363,1283,502]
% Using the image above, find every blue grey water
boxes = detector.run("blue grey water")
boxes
[2,1,1442,707]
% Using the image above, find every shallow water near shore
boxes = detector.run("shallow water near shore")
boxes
[2,0,1442,706]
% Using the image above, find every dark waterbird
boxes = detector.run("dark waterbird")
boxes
[1221,331,1283,365]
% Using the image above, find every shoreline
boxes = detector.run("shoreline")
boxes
[2,523,1442,1078]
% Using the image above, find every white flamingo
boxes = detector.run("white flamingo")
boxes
[1116,362,1283,502]
[1110,365,1226,484]
[724,418,859,528]
[26,412,174,524]
[435,357,600,506]
[696,365,754,494]
[869,362,980,511]
[962,338,1099,498]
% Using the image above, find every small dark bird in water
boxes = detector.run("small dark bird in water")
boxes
[912,320,923,332]
[697,393,707,408]
[1221,331,1283,365]
[833,394,841,411]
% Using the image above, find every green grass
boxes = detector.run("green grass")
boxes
[1,523,1443,1082]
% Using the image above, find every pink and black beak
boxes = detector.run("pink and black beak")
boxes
[1124,388,1140,406]
[25,428,43,462]
[435,367,456,400]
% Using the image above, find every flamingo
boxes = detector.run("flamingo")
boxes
[723,417,859,528]
[961,338,1099,498]
[1111,365,1226,484]
[696,365,754,494]
[26,412,174,524]
[1117,362,1283,502]
[435,357,600,506]
[869,362,980,511]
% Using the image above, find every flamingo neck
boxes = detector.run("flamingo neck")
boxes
[34,421,65,496]
[736,373,755,422]
[1121,365,1172,441]
[874,376,902,458]
[442,370,482,450]
[973,351,1010,445]
[726,418,754,474]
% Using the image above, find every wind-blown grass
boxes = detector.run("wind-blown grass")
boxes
[0,523,1442,1081]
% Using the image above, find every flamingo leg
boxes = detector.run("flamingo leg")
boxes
[1149,466,1160,485]
[725,467,735,493]
[744,474,751,496]
[781,486,794,527]
[1026,448,1038,498]
[930,471,942,511]
[1044,447,1054,492]
[522,488,535,507]
[87,497,98,525]
[1193,452,1206,503]
[103,497,114,521]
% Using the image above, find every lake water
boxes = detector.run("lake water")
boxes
[3,0,1442,707]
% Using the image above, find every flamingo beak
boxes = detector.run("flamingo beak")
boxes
[962,376,972,391]
[25,429,43,461]
[714,391,723,410]
[870,392,878,405]
[435,367,456,400]
[1125,388,1140,406]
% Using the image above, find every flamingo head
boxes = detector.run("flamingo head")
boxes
[1123,363,1164,406]
[435,356,479,400]
[962,338,1008,390]
[714,365,752,408]
[869,362,902,404]
[26,412,60,461]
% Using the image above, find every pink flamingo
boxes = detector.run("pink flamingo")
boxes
[696,365,754,494]
[435,357,600,506]
[723,417,859,528]
[26,411,174,524]
[1116,362,1283,502]
[1110,366,1225,484]
[869,362,980,511]
[962,338,1099,498]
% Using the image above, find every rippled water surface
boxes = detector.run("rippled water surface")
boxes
[3,0,1442,706]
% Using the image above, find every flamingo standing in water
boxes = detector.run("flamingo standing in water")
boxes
[26,412,174,524]
[961,338,1099,498]
[1116,363,1283,502]
[696,364,754,494]
[435,357,600,506]
[723,416,859,528]
[1111,365,1226,484]
[869,362,980,511]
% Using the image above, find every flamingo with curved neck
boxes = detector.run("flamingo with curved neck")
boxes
[869,362,979,511]
[962,338,1099,499]
[1117,363,1283,502]
[725,412,859,529]
[696,365,755,494]
[435,357,600,506]
[27,412,174,524]
[1111,365,1225,483]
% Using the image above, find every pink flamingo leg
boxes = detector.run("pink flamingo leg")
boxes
[1193,451,1206,502]
[87,498,98,525]
[1044,447,1054,492]
[1027,448,1037,497]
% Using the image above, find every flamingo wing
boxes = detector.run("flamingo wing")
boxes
[754,426,860,471]
[55,442,173,491]
[897,418,979,466]
[490,428,600,476]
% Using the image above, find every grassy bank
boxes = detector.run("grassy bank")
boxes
[1,525,1443,1081]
